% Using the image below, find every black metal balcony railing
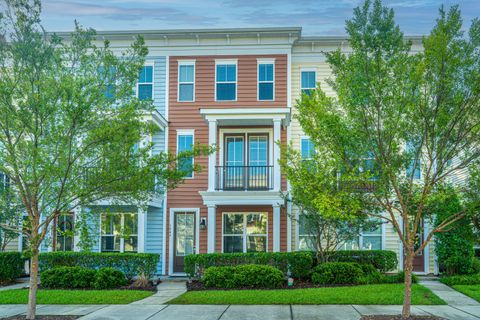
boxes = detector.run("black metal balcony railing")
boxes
[215,165,273,191]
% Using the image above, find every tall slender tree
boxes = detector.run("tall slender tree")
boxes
[292,1,480,318]
[0,1,211,318]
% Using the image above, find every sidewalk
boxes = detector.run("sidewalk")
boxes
[420,280,480,306]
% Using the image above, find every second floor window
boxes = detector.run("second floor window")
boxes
[258,63,274,100]
[301,70,316,96]
[301,138,315,160]
[137,65,153,100]
[216,63,237,101]
[177,133,194,178]
[406,142,421,180]
[178,63,195,102]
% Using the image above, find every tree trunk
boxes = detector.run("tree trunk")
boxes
[26,247,39,320]
[402,247,414,319]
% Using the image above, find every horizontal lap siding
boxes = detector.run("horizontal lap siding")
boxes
[166,54,288,273]
[146,205,164,274]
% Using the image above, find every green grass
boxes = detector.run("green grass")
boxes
[169,284,446,305]
[0,289,153,304]
[452,285,480,302]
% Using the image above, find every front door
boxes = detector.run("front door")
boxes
[412,220,425,272]
[173,212,196,273]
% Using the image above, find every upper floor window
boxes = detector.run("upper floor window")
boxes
[301,138,315,160]
[216,61,237,101]
[301,70,316,96]
[99,66,116,100]
[137,65,153,100]
[406,142,421,180]
[178,61,195,102]
[177,132,194,178]
[258,62,274,101]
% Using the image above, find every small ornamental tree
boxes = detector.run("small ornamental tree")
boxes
[0,1,211,319]
[292,0,480,318]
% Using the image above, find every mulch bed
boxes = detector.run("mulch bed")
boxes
[3,316,80,320]
[119,280,158,292]
[360,316,445,320]
[186,279,355,291]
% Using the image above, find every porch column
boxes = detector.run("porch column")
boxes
[273,119,281,191]
[273,204,281,252]
[138,208,147,253]
[208,120,217,192]
[207,205,216,253]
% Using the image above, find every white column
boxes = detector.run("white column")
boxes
[138,208,147,253]
[208,120,217,192]
[73,207,81,252]
[273,204,281,252]
[273,119,282,191]
[286,201,292,252]
[207,205,216,253]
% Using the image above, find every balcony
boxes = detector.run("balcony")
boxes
[215,165,273,191]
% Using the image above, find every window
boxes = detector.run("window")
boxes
[99,66,116,100]
[301,138,315,160]
[216,62,237,101]
[223,212,267,253]
[258,63,274,100]
[101,213,138,253]
[301,70,316,96]
[406,142,421,179]
[54,213,74,251]
[177,133,194,178]
[137,65,153,100]
[178,62,195,102]
[298,214,316,251]
[342,221,382,250]
[0,172,8,193]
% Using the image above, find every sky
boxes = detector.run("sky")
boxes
[38,0,480,36]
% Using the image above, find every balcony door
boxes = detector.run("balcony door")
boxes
[225,135,245,189]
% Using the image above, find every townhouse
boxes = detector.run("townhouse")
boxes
[1,27,442,275]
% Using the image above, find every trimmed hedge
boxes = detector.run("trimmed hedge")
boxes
[41,266,96,289]
[203,265,284,289]
[0,252,24,282]
[93,267,127,289]
[38,252,159,279]
[329,250,398,273]
[184,252,313,279]
[311,262,363,285]
[440,273,480,286]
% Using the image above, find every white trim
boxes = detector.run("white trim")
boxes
[295,209,300,250]
[273,204,281,252]
[215,60,237,102]
[165,56,169,121]
[207,205,216,253]
[176,130,195,179]
[99,212,139,253]
[207,120,217,192]
[399,219,404,271]
[199,190,284,207]
[286,201,292,252]
[136,62,154,100]
[177,60,195,102]
[300,68,317,93]
[168,208,200,275]
[137,208,146,253]
[424,220,430,274]
[287,52,292,109]
[162,126,169,274]
[221,211,269,253]
[257,60,275,101]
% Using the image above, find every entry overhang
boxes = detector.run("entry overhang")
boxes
[199,190,285,207]
[199,108,290,127]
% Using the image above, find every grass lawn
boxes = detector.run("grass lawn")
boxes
[452,285,480,302]
[169,284,446,305]
[0,289,153,304]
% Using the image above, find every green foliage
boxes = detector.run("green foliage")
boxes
[431,186,475,275]
[329,250,398,273]
[203,265,284,289]
[440,273,480,286]
[184,252,313,279]
[0,252,24,282]
[386,271,419,284]
[38,252,159,280]
[40,267,96,289]
[93,267,127,290]
[311,262,363,285]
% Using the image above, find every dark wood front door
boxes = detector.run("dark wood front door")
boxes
[173,212,196,273]
[412,220,425,272]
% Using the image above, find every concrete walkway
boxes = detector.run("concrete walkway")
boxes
[130,280,186,305]
[420,280,480,306]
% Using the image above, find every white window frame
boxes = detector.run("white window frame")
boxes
[257,58,275,101]
[405,142,422,180]
[100,212,138,253]
[300,136,314,160]
[339,221,385,251]
[215,59,238,102]
[136,62,154,100]
[222,212,269,253]
[297,213,317,251]
[177,60,196,102]
[176,129,195,179]
[300,68,317,95]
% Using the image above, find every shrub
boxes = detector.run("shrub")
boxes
[185,252,313,279]
[0,252,24,283]
[93,267,127,289]
[356,264,385,284]
[385,271,419,284]
[203,265,284,289]
[329,250,398,272]
[471,258,480,274]
[440,273,480,286]
[39,252,159,279]
[41,266,96,289]
[311,262,363,285]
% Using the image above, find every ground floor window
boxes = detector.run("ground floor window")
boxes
[223,212,267,253]
[54,213,74,251]
[101,212,138,253]
[342,220,383,250]
[298,214,317,251]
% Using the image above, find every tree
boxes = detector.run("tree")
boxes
[0,1,211,319]
[293,0,480,318]
[279,144,378,263]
